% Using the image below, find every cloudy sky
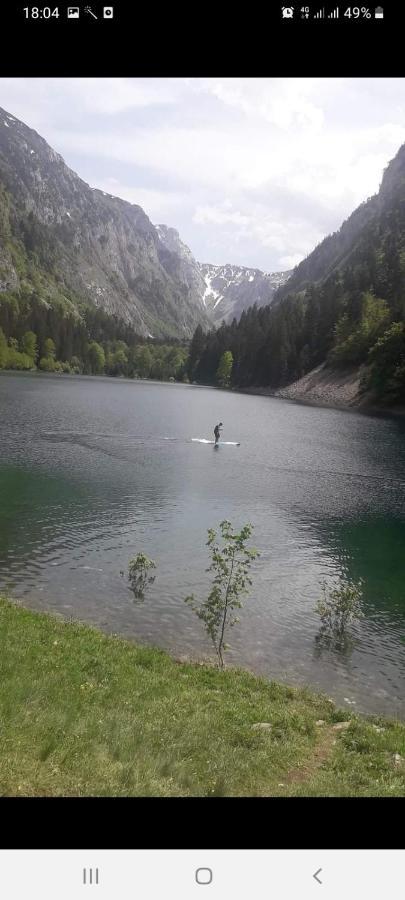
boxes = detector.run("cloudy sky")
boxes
[1,78,405,271]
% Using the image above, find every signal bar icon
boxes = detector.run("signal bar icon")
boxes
[328,6,339,16]
[314,7,325,17]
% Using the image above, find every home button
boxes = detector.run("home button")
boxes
[195,868,213,885]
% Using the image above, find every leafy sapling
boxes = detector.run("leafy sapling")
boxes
[185,520,259,667]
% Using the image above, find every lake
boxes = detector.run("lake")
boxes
[1,372,405,717]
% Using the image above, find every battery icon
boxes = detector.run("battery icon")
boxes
[374,6,384,16]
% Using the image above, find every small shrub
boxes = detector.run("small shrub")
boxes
[70,356,83,374]
[5,348,33,370]
[122,552,156,603]
[316,580,364,637]
[39,356,56,372]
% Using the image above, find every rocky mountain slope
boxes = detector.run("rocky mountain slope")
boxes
[190,141,405,405]
[151,230,291,326]
[200,263,290,325]
[0,108,211,338]
[275,146,405,304]
[154,223,207,308]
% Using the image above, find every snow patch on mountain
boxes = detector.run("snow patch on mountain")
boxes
[200,263,291,325]
[202,272,222,308]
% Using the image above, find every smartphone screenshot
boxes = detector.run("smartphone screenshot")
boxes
[0,0,403,880]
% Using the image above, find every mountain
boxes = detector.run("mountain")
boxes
[275,146,405,305]
[153,230,291,326]
[189,143,405,404]
[0,108,211,338]
[0,107,293,344]
[274,199,379,304]
[154,224,207,308]
[200,263,291,325]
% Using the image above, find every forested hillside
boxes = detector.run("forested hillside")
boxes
[0,297,188,381]
[188,144,405,404]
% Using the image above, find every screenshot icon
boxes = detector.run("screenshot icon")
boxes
[67,7,80,17]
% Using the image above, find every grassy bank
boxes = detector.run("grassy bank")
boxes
[1,597,404,796]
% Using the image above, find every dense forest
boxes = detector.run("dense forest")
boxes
[188,285,405,403]
[0,292,188,381]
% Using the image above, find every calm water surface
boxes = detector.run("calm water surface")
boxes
[1,372,404,716]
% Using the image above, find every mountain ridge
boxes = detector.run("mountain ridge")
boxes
[274,147,405,303]
[0,106,211,339]
[0,106,292,337]
[200,262,291,325]
[188,140,405,405]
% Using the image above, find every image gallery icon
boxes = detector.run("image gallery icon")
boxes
[103,6,114,16]
[67,6,80,16]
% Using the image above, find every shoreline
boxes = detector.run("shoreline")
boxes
[0,369,196,389]
[7,589,404,721]
[1,597,404,797]
[237,385,405,418]
[235,365,405,419]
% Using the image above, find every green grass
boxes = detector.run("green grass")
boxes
[1,597,404,796]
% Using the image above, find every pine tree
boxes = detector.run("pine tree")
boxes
[187,324,205,380]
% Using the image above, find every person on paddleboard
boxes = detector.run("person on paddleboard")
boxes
[214,422,223,445]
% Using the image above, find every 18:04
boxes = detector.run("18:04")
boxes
[23,7,60,17]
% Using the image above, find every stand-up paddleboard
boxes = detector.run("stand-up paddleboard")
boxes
[192,438,240,446]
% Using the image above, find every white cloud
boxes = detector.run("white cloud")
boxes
[193,203,251,227]
[93,177,187,220]
[66,78,183,114]
[279,253,307,269]
[0,77,182,121]
[202,78,326,131]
